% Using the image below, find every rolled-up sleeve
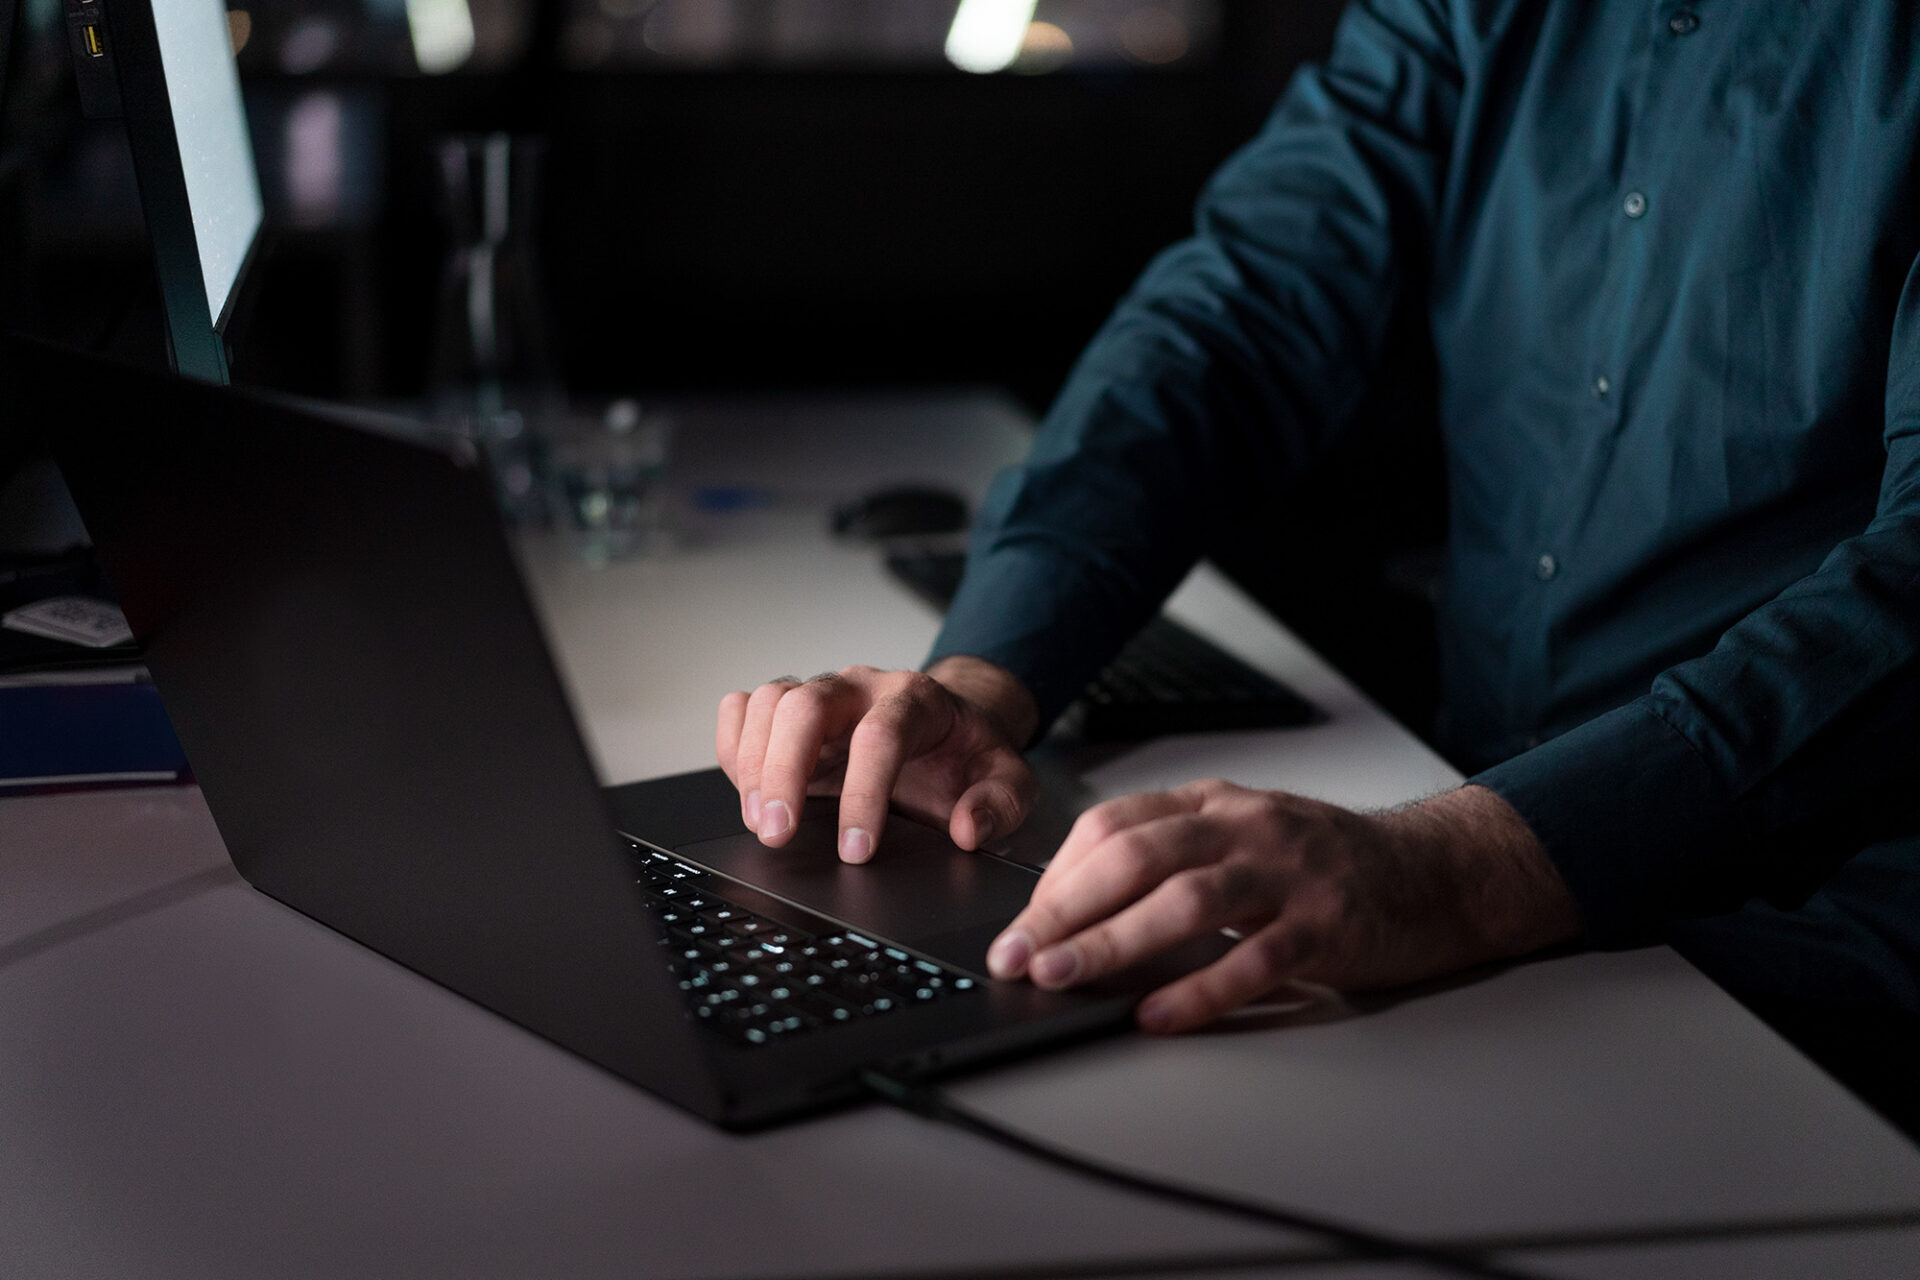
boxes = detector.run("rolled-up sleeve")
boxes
[928,0,1463,729]
[1477,253,1920,944]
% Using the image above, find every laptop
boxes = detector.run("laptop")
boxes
[19,334,1182,1129]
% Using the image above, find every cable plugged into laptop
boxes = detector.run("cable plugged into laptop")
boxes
[857,1068,1561,1280]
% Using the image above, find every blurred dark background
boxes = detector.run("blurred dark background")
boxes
[3,0,1346,404]
[0,0,1444,733]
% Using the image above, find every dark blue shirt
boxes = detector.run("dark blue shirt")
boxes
[929,1,1920,1006]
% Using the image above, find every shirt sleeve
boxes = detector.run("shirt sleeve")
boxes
[1475,253,1920,945]
[927,0,1463,731]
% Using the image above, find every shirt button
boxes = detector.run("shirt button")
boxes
[1593,375,1611,397]
[1622,191,1648,218]
[1668,11,1699,35]
[1535,553,1558,581]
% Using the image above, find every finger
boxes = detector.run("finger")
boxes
[1026,808,1225,940]
[1044,789,1205,882]
[1026,865,1252,990]
[756,675,872,847]
[990,810,1220,978]
[1134,921,1314,1033]
[715,690,749,782]
[1031,776,1241,883]
[732,680,800,828]
[949,749,1038,850]
[834,677,955,862]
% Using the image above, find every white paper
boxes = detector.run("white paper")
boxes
[2,596,135,648]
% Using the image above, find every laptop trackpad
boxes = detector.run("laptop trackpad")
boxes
[677,811,1041,971]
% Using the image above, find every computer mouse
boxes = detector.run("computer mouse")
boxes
[831,485,969,541]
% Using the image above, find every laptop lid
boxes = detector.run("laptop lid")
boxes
[25,334,726,1117]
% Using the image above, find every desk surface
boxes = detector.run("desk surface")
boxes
[5,391,1918,1279]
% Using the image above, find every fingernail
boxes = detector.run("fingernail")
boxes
[1137,999,1174,1034]
[744,789,763,826]
[758,799,791,840]
[840,827,873,863]
[1030,944,1079,988]
[972,809,996,846]
[987,930,1032,978]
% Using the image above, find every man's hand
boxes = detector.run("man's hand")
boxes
[986,781,1580,1032]
[715,656,1040,862]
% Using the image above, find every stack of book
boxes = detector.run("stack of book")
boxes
[1,560,188,795]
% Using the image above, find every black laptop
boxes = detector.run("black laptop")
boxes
[19,335,1158,1128]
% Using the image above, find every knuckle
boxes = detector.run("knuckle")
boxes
[1163,872,1219,930]
[898,669,947,706]
[837,785,890,815]
[1071,803,1123,846]
[785,680,834,715]
[1232,937,1286,992]
[848,707,909,753]
[1252,792,1311,840]
[758,756,804,790]
[879,685,954,740]
[1075,928,1119,974]
[1021,894,1074,943]
[1102,832,1158,884]
[967,779,1010,813]
[995,779,1035,825]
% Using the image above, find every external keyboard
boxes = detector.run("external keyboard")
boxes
[630,842,977,1048]
[883,548,1317,740]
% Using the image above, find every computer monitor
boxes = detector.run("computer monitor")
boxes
[85,0,262,383]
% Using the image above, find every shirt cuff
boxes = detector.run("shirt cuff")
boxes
[926,542,1147,737]
[1471,700,1744,947]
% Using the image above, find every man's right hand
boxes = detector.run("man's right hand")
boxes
[714,656,1041,863]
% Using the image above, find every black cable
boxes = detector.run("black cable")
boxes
[0,0,17,111]
[859,1068,1567,1280]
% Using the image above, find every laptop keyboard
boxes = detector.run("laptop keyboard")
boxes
[883,547,1317,740]
[1074,612,1318,739]
[629,842,978,1048]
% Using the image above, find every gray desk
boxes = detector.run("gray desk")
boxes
[4,392,1918,1279]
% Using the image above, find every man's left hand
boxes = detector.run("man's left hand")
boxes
[985,781,1581,1032]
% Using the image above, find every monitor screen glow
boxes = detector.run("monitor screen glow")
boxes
[149,0,262,325]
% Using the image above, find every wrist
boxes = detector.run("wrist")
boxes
[1382,784,1582,963]
[925,655,1040,750]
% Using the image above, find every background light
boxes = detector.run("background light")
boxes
[405,0,477,73]
[944,0,1038,74]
